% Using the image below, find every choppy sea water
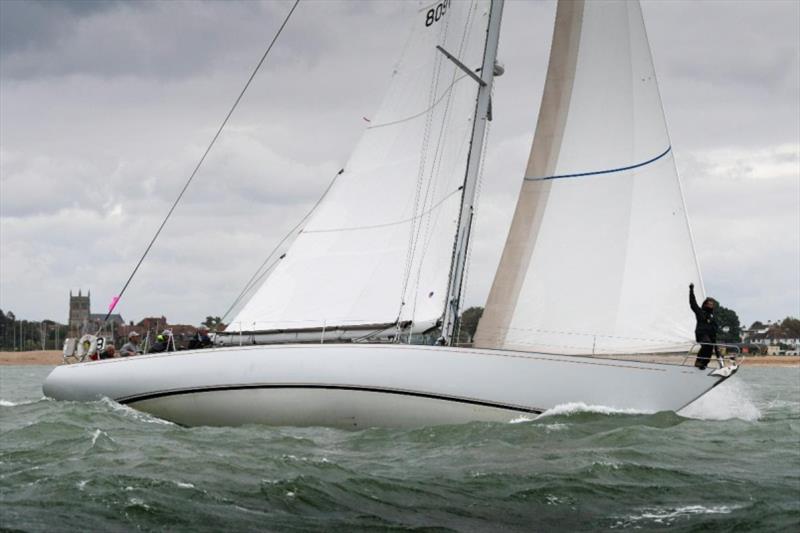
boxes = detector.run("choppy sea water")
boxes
[1,366,798,532]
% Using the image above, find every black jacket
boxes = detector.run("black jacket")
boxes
[188,332,212,350]
[690,286,717,342]
[149,338,174,353]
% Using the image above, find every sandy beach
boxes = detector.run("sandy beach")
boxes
[1,350,63,365]
[1,350,798,367]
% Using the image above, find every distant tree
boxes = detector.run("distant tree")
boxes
[0,311,18,351]
[780,317,800,338]
[0,310,8,350]
[750,320,765,330]
[203,316,225,331]
[0,312,69,351]
[767,322,785,339]
[715,304,741,343]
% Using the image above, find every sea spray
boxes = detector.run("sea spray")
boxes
[678,376,762,421]
[538,402,655,418]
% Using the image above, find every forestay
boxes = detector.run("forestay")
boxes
[475,0,704,355]
[229,0,492,334]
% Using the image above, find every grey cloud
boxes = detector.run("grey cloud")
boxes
[0,0,413,82]
[678,149,799,325]
[644,1,799,88]
[1,0,304,80]
[0,0,118,54]
[643,0,799,149]
[1,0,798,326]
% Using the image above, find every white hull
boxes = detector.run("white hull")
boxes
[43,344,734,429]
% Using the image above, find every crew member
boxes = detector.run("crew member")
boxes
[188,325,213,350]
[689,283,719,370]
[150,329,175,353]
[98,344,116,360]
[119,331,141,357]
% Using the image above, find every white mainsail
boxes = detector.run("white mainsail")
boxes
[475,0,704,355]
[229,1,492,334]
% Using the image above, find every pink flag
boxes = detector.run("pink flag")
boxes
[108,296,120,313]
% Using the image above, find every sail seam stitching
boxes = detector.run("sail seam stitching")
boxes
[367,74,470,130]
[525,145,671,181]
[303,187,461,234]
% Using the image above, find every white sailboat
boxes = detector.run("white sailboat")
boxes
[43,0,739,429]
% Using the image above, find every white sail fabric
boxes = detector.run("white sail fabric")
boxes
[229,1,492,333]
[475,0,704,355]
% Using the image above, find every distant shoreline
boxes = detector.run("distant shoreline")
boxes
[2,350,798,367]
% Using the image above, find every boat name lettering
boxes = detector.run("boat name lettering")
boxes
[425,0,451,28]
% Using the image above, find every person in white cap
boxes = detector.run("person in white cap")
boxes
[119,331,141,357]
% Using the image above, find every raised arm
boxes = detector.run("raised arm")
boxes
[689,283,701,313]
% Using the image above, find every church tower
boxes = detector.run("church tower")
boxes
[68,289,91,336]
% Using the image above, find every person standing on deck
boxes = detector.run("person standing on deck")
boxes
[689,283,719,370]
[119,331,141,357]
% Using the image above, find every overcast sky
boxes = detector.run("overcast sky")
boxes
[1,0,798,329]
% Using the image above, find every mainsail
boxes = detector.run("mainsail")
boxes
[229,1,493,335]
[475,0,704,355]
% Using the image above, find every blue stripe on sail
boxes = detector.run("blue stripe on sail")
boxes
[525,146,672,181]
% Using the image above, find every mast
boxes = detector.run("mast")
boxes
[441,0,505,345]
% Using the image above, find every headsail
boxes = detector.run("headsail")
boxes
[228,1,493,335]
[475,0,704,355]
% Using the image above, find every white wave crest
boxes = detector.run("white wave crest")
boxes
[678,377,761,421]
[1,398,45,407]
[98,397,174,425]
[538,402,654,418]
[89,428,116,448]
[614,504,740,527]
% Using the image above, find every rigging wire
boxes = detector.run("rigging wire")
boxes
[393,37,442,337]
[219,168,343,324]
[454,116,490,346]
[98,0,301,328]
[402,7,480,341]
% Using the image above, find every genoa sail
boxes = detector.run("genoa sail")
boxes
[228,1,493,335]
[475,0,704,355]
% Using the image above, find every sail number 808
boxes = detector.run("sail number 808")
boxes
[425,0,451,27]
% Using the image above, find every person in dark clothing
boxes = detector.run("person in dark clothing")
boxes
[188,325,213,350]
[689,283,719,370]
[98,344,116,360]
[149,330,175,353]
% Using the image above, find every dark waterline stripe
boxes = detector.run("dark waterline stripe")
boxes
[525,145,672,181]
[119,384,544,415]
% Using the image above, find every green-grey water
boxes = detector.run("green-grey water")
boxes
[1,366,798,532]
